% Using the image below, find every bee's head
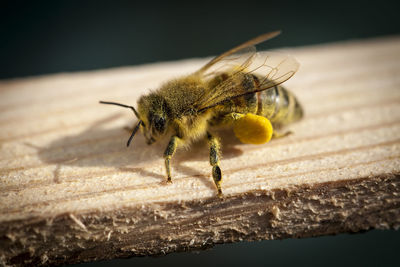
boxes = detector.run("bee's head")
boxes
[100,94,169,147]
[137,93,169,145]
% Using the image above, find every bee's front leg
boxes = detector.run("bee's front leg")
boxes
[164,136,180,183]
[207,132,223,197]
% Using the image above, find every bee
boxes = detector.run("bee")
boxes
[100,31,303,197]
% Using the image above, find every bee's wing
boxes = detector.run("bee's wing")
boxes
[196,51,299,112]
[199,46,257,79]
[195,31,281,76]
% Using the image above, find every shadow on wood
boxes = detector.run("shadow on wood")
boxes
[28,113,244,187]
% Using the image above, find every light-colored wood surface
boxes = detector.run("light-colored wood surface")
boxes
[1,36,400,266]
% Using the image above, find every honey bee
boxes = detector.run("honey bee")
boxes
[100,31,303,197]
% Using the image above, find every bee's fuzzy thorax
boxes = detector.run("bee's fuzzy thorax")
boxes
[157,75,207,116]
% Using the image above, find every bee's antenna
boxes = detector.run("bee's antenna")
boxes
[99,101,143,146]
[127,120,142,147]
[99,101,140,119]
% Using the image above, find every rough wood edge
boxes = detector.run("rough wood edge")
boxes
[1,173,399,266]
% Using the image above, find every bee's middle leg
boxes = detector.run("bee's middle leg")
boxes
[207,132,223,197]
[164,136,180,183]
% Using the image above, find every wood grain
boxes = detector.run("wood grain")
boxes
[1,36,400,266]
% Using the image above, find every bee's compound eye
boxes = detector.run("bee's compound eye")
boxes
[154,116,166,132]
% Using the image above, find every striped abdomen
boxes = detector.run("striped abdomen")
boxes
[257,84,303,126]
[211,73,303,126]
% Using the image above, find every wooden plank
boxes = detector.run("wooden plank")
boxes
[0,36,400,266]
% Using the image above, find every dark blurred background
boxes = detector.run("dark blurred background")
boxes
[2,1,399,266]
[1,0,399,79]
[80,230,400,267]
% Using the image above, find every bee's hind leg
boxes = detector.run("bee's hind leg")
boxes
[207,132,223,197]
[272,130,293,139]
[164,136,181,183]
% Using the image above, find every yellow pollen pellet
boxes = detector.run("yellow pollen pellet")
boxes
[233,113,273,144]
